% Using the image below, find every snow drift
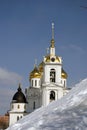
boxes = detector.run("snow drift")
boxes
[7,78,87,130]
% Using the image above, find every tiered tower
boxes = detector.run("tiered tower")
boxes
[26,23,69,113]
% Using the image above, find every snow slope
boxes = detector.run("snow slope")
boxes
[7,78,87,130]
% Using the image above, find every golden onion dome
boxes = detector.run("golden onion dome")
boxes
[29,66,41,80]
[45,55,50,62]
[38,61,44,73]
[55,56,60,62]
[61,68,68,79]
[45,55,60,63]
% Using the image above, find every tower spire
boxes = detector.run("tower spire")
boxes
[50,22,55,48]
[34,59,37,68]
[52,22,54,39]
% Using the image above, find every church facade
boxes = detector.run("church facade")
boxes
[26,23,69,113]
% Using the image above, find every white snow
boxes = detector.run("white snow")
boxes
[7,78,87,130]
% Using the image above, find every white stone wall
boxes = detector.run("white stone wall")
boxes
[42,85,64,106]
[9,112,26,126]
[9,103,27,126]
[26,88,42,113]
[10,103,26,112]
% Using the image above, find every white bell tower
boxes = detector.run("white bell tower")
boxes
[42,23,67,106]
[26,23,69,113]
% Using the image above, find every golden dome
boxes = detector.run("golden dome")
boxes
[38,61,44,72]
[29,66,41,80]
[55,56,60,62]
[61,68,68,79]
[45,55,60,63]
[45,55,50,62]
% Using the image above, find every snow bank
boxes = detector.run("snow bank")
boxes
[7,78,87,130]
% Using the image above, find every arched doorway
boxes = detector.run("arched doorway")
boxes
[50,91,55,102]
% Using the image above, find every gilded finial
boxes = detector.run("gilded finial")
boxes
[34,59,37,68]
[52,22,54,39]
[50,22,55,48]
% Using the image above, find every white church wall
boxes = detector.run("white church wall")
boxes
[11,103,26,112]
[42,86,64,106]
[9,112,25,126]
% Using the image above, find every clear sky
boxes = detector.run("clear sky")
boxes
[0,0,87,115]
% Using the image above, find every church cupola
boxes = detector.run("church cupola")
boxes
[29,63,41,88]
[12,84,27,103]
[9,84,27,126]
[30,66,41,79]
[61,68,68,79]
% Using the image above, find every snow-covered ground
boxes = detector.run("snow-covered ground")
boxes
[7,78,87,130]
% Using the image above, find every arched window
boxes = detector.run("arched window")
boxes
[17,116,19,121]
[64,80,66,87]
[18,104,20,109]
[50,69,55,82]
[12,104,14,109]
[35,80,37,86]
[33,101,35,110]
[24,104,26,110]
[50,91,55,102]
[32,80,33,86]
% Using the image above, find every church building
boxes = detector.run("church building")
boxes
[9,84,27,126]
[26,23,70,113]
[8,23,70,126]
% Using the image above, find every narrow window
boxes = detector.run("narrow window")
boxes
[32,80,33,86]
[35,80,37,86]
[61,80,62,83]
[64,80,66,87]
[33,101,35,110]
[50,91,55,102]
[50,69,55,82]
[39,80,40,86]
[12,104,14,109]
[17,116,19,121]
[18,105,20,109]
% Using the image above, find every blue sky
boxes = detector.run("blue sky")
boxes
[0,0,87,114]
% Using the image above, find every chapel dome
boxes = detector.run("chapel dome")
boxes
[29,66,41,80]
[45,55,60,63]
[61,68,68,79]
[12,84,27,103]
